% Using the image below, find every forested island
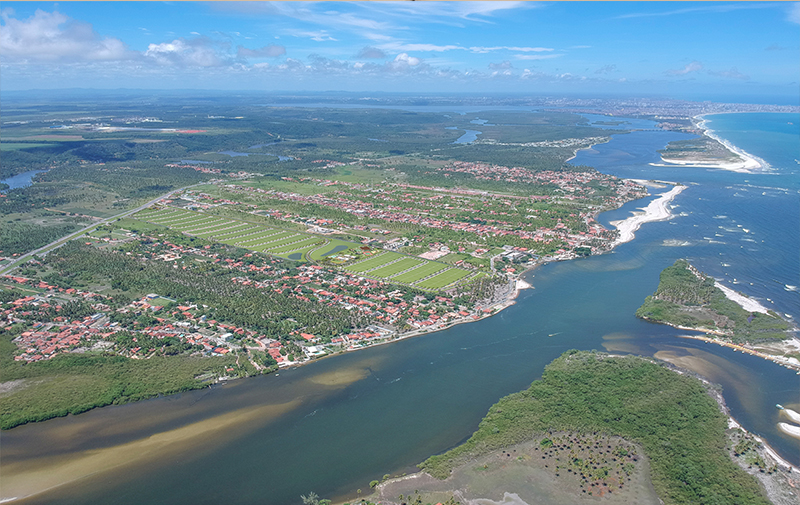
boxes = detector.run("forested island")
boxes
[365,351,789,505]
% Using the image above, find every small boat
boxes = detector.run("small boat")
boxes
[776,404,784,410]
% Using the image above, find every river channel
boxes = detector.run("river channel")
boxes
[2,111,798,504]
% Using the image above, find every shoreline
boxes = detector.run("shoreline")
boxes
[675,333,800,373]
[565,135,612,163]
[650,114,769,174]
[609,183,687,246]
[339,278,531,354]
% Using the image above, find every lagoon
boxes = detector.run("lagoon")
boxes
[0,169,47,192]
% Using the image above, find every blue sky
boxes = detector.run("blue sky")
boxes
[1,2,798,102]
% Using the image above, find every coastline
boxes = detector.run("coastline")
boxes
[609,183,687,246]
[675,334,800,373]
[565,135,611,163]
[651,114,769,174]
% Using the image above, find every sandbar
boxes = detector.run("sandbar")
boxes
[781,408,800,425]
[610,184,687,245]
[777,422,800,441]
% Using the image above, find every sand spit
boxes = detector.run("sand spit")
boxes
[610,184,687,245]
[782,408,800,425]
[651,115,769,174]
[777,423,800,441]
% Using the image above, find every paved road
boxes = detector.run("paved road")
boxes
[0,184,199,276]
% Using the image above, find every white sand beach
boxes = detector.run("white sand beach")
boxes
[714,281,770,314]
[610,184,687,245]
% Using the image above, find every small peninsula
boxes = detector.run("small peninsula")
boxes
[636,260,800,371]
[651,117,766,173]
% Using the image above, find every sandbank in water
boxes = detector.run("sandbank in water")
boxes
[609,184,687,246]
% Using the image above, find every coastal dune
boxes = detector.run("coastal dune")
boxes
[610,184,687,245]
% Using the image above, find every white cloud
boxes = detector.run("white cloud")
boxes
[514,53,563,61]
[595,64,617,74]
[237,45,286,58]
[361,1,535,25]
[144,37,230,67]
[616,3,779,20]
[488,61,513,70]
[216,3,396,33]
[381,42,462,52]
[363,32,394,42]
[667,61,703,75]
[0,9,133,61]
[285,29,337,42]
[393,53,420,66]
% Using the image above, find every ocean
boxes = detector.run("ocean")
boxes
[2,111,798,505]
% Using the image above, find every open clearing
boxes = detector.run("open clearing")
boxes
[133,206,471,289]
[371,434,660,505]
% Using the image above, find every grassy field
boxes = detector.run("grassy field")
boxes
[134,206,471,287]
[368,257,423,278]
[193,222,252,237]
[307,239,362,261]
[415,268,472,289]
[345,252,402,272]
[392,261,448,284]
[266,237,323,254]
[0,143,53,151]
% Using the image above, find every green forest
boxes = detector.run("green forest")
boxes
[0,347,239,430]
[420,351,769,505]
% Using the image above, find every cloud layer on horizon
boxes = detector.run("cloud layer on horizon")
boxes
[1,2,797,95]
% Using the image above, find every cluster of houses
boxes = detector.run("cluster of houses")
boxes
[226,182,562,245]
[3,227,494,365]
[437,162,645,201]
[221,173,634,256]
[1,281,242,362]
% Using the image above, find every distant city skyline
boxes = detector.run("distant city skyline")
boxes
[1,2,798,103]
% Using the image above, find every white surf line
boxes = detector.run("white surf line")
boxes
[610,184,687,246]
[652,115,769,174]
[713,281,770,314]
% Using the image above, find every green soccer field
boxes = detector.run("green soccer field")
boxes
[414,268,472,289]
[391,262,449,284]
[345,252,404,273]
[132,206,474,292]
[366,257,423,278]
